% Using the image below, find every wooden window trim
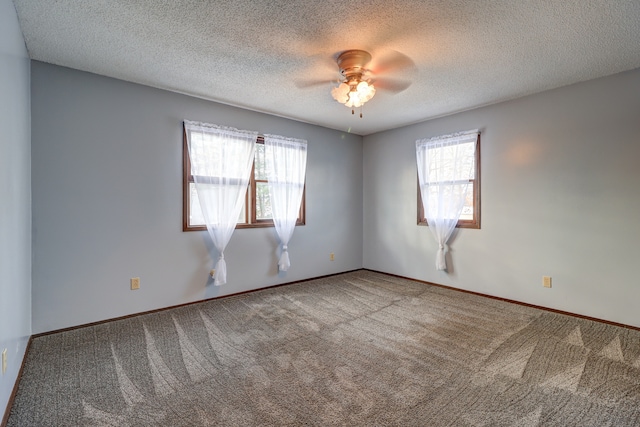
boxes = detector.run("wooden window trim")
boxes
[183,127,305,231]
[417,134,481,229]
[250,150,271,225]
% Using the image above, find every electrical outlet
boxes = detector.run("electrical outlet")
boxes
[130,277,140,290]
[2,348,7,374]
[330,253,335,261]
[543,276,552,288]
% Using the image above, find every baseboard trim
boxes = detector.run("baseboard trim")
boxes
[6,269,358,422]
[33,269,363,338]
[33,267,640,337]
[7,267,639,424]
[1,336,33,427]
[364,268,640,332]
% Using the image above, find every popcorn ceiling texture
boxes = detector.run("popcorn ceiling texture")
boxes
[12,0,640,135]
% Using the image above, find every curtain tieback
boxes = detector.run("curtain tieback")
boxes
[282,245,288,251]
[219,253,225,260]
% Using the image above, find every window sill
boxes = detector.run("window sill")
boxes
[184,220,305,232]
[417,220,480,230]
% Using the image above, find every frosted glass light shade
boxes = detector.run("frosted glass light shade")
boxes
[331,83,350,104]
[331,80,375,108]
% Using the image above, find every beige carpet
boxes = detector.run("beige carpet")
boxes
[7,270,640,426]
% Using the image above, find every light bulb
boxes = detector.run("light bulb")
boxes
[356,81,375,102]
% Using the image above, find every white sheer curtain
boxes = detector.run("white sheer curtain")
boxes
[416,130,478,270]
[184,120,257,285]
[264,134,307,272]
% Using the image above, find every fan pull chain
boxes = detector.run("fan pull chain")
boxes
[350,106,364,118]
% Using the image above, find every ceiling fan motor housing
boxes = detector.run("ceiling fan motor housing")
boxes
[337,49,372,82]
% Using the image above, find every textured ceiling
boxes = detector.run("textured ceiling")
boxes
[12,0,640,135]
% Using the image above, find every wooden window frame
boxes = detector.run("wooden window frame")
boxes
[183,127,305,231]
[417,134,481,229]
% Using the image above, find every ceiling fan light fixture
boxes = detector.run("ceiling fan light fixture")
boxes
[331,50,377,116]
[332,81,374,109]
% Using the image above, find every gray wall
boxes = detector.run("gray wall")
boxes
[363,68,640,328]
[31,61,363,334]
[0,0,31,418]
[25,42,640,339]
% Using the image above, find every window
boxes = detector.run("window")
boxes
[183,126,305,231]
[417,133,480,229]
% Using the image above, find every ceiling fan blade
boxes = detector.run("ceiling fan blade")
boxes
[369,50,415,75]
[305,52,340,74]
[371,78,412,93]
[294,78,336,89]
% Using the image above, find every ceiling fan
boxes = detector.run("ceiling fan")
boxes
[297,49,415,118]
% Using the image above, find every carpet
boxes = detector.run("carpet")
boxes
[7,270,640,426]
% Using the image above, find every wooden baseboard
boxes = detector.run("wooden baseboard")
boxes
[364,268,640,332]
[10,269,359,422]
[1,336,33,427]
[5,267,639,424]
[33,268,363,338]
[33,267,640,337]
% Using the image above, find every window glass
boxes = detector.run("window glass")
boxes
[418,135,480,228]
[184,128,305,231]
